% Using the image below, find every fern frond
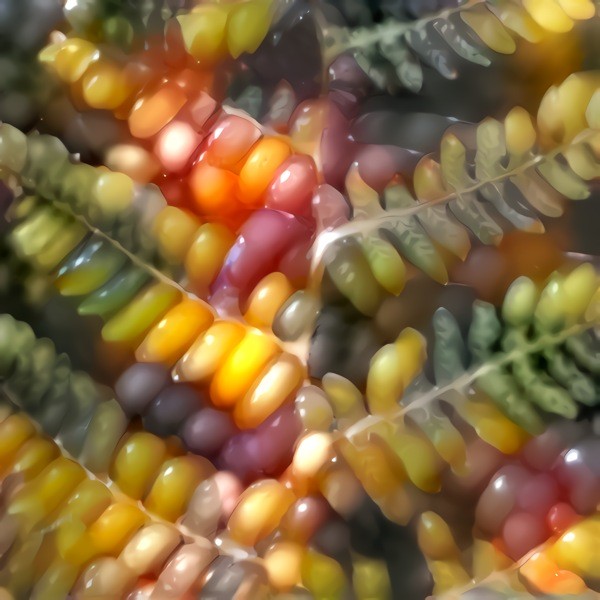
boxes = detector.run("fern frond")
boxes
[0,313,212,496]
[0,125,236,308]
[418,508,600,598]
[311,72,600,313]
[416,511,522,597]
[320,264,599,522]
[5,191,306,435]
[0,313,115,458]
[0,315,312,599]
[4,193,198,345]
[320,0,598,92]
[63,0,184,49]
[0,124,174,273]
[0,317,241,599]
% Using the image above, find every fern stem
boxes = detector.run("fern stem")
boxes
[320,0,483,60]
[344,320,597,439]
[309,128,598,278]
[58,202,197,308]
[0,393,250,562]
[7,192,307,367]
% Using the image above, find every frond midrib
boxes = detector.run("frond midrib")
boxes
[309,128,597,275]
[320,0,485,60]
[344,318,597,439]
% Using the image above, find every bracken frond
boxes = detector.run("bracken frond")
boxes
[320,264,599,523]
[319,0,599,92]
[311,71,600,314]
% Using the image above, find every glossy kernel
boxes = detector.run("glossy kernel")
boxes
[144,455,213,521]
[53,38,99,83]
[176,320,246,383]
[129,84,188,139]
[264,542,303,591]
[520,551,587,595]
[154,121,201,173]
[210,330,280,408]
[55,240,126,297]
[234,352,304,428]
[243,272,295,330]
[110,432,168,500]
[189,161,239,216]
[152,541,217,598]
[136,298,214,365]
[238,137,291,205]
[292,432,334,481]
[265,155,318,215]
[9,437,59,481]
[551,516,600,578]
[82,61,132,110]
[227,479,296,546]
[295,386,334,432]
[87,503,146,556]
[102,282,181,343]
[58,479,113,526]
[120,523,181,576]
[71,557,137,598]
[206,115,262,169]
[417,512,460,560]
[366,328,426,415]
[8,457,85,525]
[0,414,36,464]
[184,223,236,293]
[154,206,202,263]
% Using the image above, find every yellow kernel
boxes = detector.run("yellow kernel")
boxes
[184,223,235,293]
[0,413,36,465]
[176,320,246,383]
[54,38,99,83]
[417,512,460,560]
[524,0,574,32]
[9,437,59,481]
[136,299,214,366]
[177,6,229,63]
[110,432,168,500]
[292,432,334,481]
[102,282,181,343]
[93,171,134,216]
[88,503,146,556]
[210,330,280,408]
[243,272,295,330]
[58,479,112,526]
[119,523,181,576]
[8,457,85,525]
[128,84,188,139]
[234,352,304,428]
[301,549,347,600]
[264,542,303,591]
[226,0,273,59]
[238,137,291,205]
[144,456,212,522]
[551,516,600,578]
[366,328,426,415]
[154,206,202,263]
[227,479,295,546]
[82,60,132,110]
